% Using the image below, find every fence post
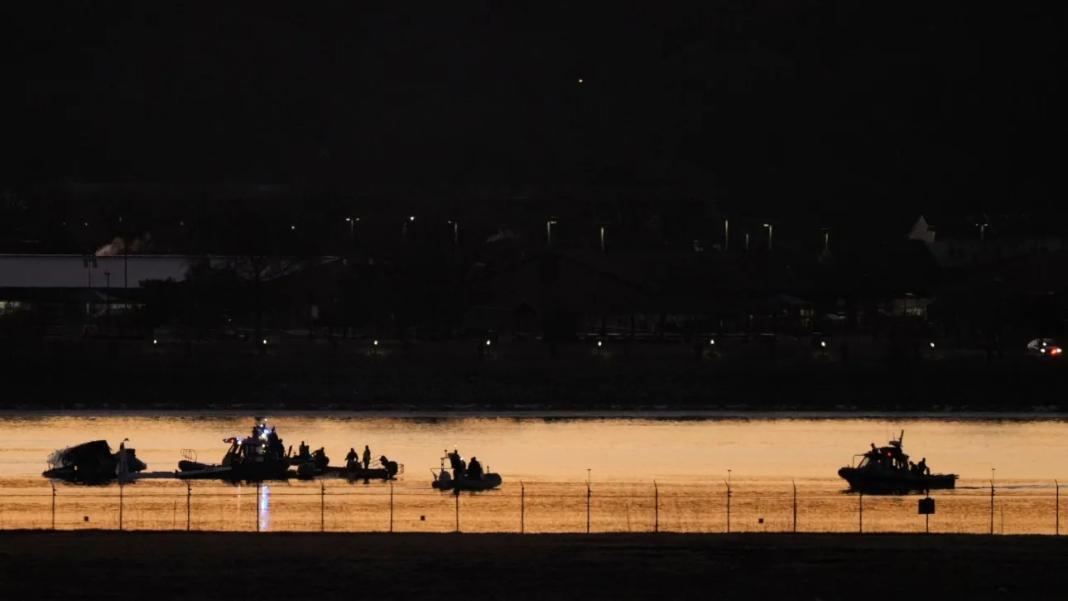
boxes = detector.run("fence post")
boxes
[654,481,659,533]
[792,480,797,533]
[389,482,394,533]
[520,481,525,534]
[320,482,326,533]
[51,483,57,530]
[586,481,591,534]
[724,481,731,533]
[118,483,124,531]
[1056,480,1060,536]
[186,482,191,532]
[858,493,863,534]
[989,479,995,535]
[455,491,460,533]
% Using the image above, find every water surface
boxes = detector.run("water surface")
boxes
[0,412,1065,534]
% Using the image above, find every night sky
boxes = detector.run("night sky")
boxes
[4,2,1064,218]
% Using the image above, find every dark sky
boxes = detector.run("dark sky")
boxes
[4,2,1064,217]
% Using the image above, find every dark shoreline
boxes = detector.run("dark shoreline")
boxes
[3,361,1066,413]
[3,338,1066,412]
[2,531,1065,600]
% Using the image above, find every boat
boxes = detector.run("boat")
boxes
[43,440,147,484]
[431,450,502,491]
[838,431,957,493]
[298,455,403,481]
[176,420,295,482]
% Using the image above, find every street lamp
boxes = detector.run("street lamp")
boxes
[448,220,460,247]
[345,217,360,249]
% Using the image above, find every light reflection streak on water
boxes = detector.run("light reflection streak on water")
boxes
[259,484,270,532]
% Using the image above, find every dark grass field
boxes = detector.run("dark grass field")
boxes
[1,532,1066,600]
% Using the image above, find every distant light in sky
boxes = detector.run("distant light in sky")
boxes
[577,78,584,84]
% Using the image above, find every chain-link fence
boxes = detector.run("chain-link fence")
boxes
[0,480,1062,534]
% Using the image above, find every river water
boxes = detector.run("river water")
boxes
[0,412,1065,534]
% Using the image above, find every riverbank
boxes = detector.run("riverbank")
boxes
[1,531,1065,600]
[3,337,1066,411]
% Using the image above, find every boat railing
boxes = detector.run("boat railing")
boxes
[180,449,198,462]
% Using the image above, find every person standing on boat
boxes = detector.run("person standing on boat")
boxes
[467,456,483,481]
[362,445,372,470]
[918,457,928,475]
[345,447,358,469]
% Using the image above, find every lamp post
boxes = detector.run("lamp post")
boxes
[448,220,459,247]
[402,215,415,241]
[345,217,359,249]
[546,219,558,247]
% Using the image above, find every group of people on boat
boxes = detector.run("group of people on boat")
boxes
[864,440,929,476]
[342,445,395,473]
[446,449,484,480]
[294,441,330,470]
[250,423,286,460]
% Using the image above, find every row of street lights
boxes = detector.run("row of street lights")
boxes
[230,215,842,255]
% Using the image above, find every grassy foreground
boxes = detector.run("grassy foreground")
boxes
[1,532,1065,600]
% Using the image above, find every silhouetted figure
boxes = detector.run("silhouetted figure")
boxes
[345,447,358,469]
[362,445,371,470]
[467,456,483,480]
[380,455,398,477]
[918,457,928,476]
[313,447,329,470]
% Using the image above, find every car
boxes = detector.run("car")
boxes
[1026,338,1063,358]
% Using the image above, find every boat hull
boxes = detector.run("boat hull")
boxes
[177,460,293,482]
[432,473,502,491]
[838,467,957,494]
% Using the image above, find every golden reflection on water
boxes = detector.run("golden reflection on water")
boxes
[1,413,1066,480]
[0,413,1065,534]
